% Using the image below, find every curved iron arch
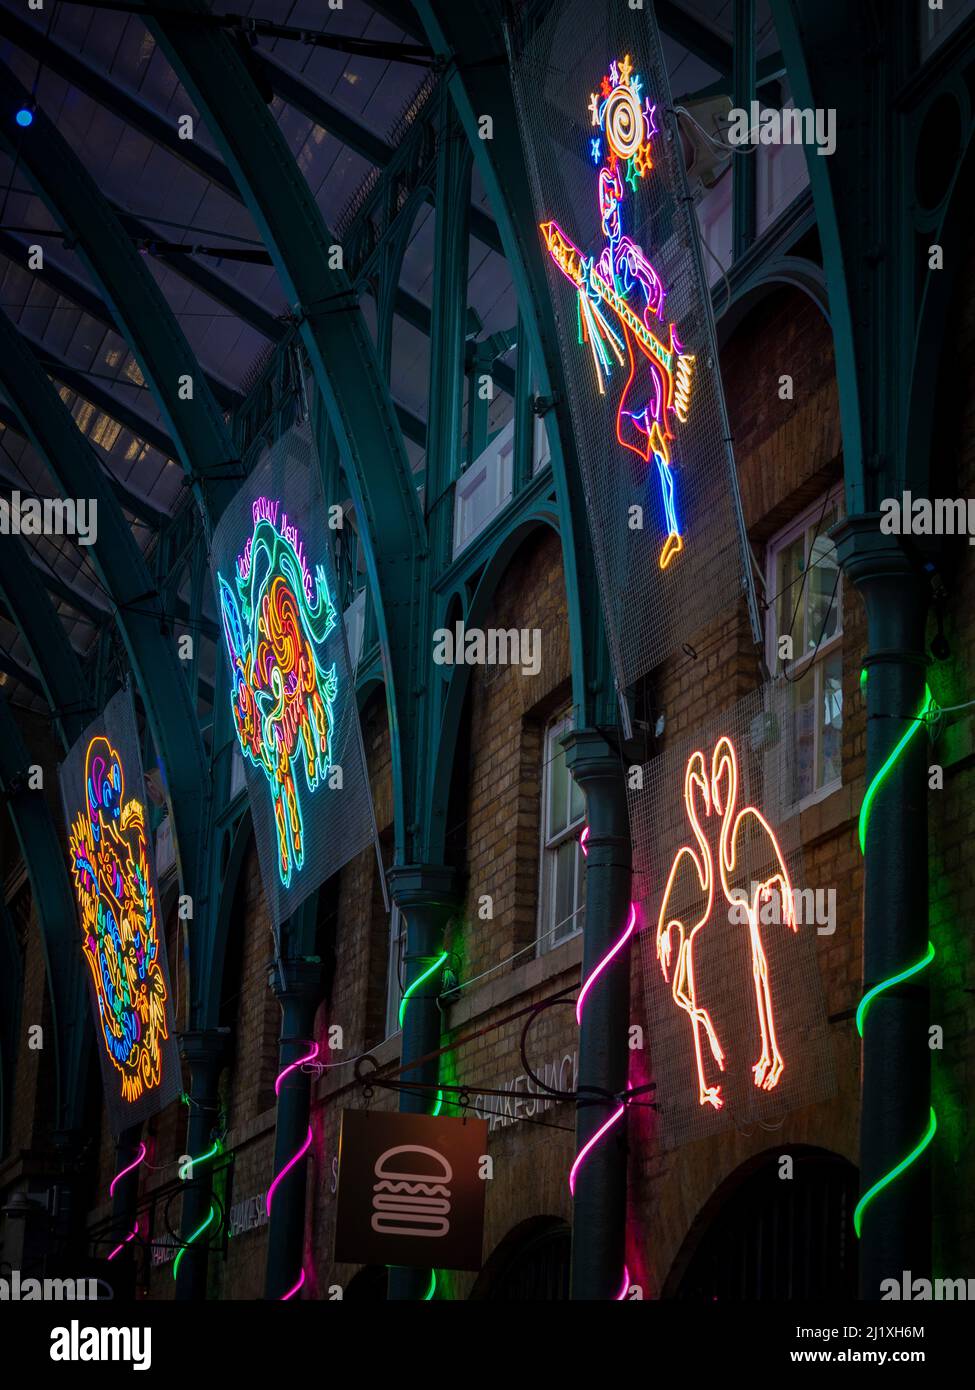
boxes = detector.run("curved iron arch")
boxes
[426,509,562,860]
[717,255,831,349]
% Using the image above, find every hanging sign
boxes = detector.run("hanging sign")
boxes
[210,423,376,929]
[334,1110,488,1271]
[510,1,754,682]
[58,688,182,1133]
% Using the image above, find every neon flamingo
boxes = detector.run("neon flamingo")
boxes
[655,750,725,1109]
[711,737,796,1092]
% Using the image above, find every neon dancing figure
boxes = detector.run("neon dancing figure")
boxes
[219,498,338,888]
[540,53,695,570]
[68,737,171,1105]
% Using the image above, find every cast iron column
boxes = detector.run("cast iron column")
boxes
[176,1028,226,1301]
[107,1122,143,1289]
[834,518,931,1298]
[264,956,322,1301]
[386,864,458,1301]
[563,730,632,1300]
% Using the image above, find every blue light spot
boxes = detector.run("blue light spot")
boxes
[15,108,33,128]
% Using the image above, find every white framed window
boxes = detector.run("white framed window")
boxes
[537,717,586,953]
[384,902,407,1039]
[453,419,515,556]
[765,488,844,808]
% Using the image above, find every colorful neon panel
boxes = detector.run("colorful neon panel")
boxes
[67,738,172,1108]
[655,736,798,1111]
[539,54,695,571]
[218,498,339,888]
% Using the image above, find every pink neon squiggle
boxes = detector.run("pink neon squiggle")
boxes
[568,1103,625,1196]
[615,1265,631,1301]
[267,1125,313,1215]
[281,1267,306,1300]
[275,1042,320,1097]
[576,902,638,1025]
[580,825,590,856]
[108,1219,139,1261]
[109,1142,147,1198]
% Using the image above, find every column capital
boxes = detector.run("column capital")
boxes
[386,862,462,912]
[267,954,323,1004]
[561,728,621,784]
[178,1027,229,1071]
[831,514,927,590]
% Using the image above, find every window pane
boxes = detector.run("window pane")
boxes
[552,840,577,943]
[807,519,840,652]
[547,730,569,839]
[790,666,816,802]
[775,533,806,657]
[819,649,843,788]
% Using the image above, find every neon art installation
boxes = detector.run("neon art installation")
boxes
[219,497,339,889]
[540,53,696,571]
[853,669,937,1239]
[655,736,797,1111]
[68,740,171,1107]
[567,825,635,1299]
[270,1041,320,1300]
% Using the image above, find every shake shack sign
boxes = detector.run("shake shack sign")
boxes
[335,1110,488,1271]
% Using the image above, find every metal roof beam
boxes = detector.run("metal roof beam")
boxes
[0,689,91,1134]
[0,57,241,524]
[0,400,167,528]
[0,532,93,748]
[149,0,427,879]
[0,231,245,413]
[0,306,214,971]
[656,1,732,75]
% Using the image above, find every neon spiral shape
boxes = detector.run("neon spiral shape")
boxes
[576,902,637,1026]
[108,1220,139,1262]
[281,1268,306,1301]
[173,1205,216,1281]
[855,674,936,1239]
[267,1125,313,1216]
[569,1103,626,1197]
[68,737,171,1106]
[275,1041,320,1097]
[604,84,643,161]
[219,500,338,889]
[109,1141,147,1198]
[571,823,636,1292]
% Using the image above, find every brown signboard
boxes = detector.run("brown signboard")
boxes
[335,1110,488,1271]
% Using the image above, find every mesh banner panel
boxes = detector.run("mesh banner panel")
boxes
[509,1,750,682]
[59,688,182,1134]
[629,683,835,1149]
[210,423,375,930]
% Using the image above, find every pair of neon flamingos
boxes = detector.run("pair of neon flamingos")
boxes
[656,736,797,1111]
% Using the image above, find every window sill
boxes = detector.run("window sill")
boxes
[444,931,584,1031]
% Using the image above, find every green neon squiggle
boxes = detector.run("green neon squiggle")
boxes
[173,1204,216,1281]
[856,943,935,1037]
[855,673,937,1240]
[858,685,934,854]
[423,1270,437,1300]
[853,1109,937,1237]
[179,1138,222,1181]
[398,951,448,1030]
